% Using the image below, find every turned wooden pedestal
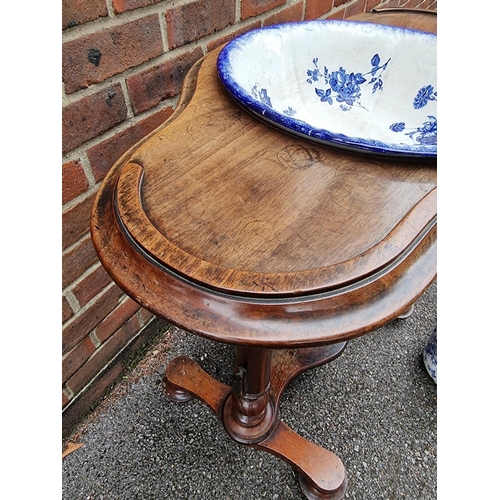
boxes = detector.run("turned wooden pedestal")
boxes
[90,11,436,499]
[164,343,348,498]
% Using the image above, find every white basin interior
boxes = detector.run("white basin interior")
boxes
[217,20,437,157]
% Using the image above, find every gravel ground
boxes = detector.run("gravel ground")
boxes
[62,280,437,500]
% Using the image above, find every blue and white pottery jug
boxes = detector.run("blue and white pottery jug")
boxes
[423,327,437,383]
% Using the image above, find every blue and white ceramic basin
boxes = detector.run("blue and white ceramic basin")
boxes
[217,20,437,158]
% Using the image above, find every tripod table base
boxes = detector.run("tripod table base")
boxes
[162,343,348,499]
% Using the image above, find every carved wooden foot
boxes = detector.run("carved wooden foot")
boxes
[162,342,348,499]
[162,356,231,415]
[257,420,347,500]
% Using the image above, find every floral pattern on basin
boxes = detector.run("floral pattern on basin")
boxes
[306,54,391,111]
[217,20,437,158]
[390,85,437,145]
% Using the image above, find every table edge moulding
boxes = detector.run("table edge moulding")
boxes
[90,10,437,500]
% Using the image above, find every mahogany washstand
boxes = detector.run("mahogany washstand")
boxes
[90,11,436,499]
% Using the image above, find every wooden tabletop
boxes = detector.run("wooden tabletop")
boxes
[91,11,437,348]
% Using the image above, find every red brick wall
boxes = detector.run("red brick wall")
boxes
[62,0,437,431]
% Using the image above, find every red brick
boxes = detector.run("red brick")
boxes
[62,236,99,289]
[62,192,95,250]
[63,390,70,408]
[72,265,113,307]
[241,0,286,19]
[112,0,162,14]
[66,315,141,394]
[62,160,89,205]
[63,296,74,324]
[366,0,383,10]
[63,284,124,354]
[206,21,261,52]
[139,307,155,324]
[263,2,304,25]
[62,84,127,153]
[62,316,165,433]
[62,0,108,30]
[418,0,433,8]
[87,107,174,183]
[333,0,350,6]
[62,336,97,382]
[344,0,365,17]
[127,47,204,115]
[95,297,141,342]
[166,0,236,49]
[305,0,332,19]
[326,8,345,19]
[63,363,123,432]
[63,15,163,94]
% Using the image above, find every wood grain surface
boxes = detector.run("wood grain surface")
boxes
[115,11,436,295]
[91,11,437,347]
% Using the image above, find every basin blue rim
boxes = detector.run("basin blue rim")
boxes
[216,20,437,158]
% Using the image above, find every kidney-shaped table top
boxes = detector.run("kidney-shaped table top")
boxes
[91,11,437,348]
